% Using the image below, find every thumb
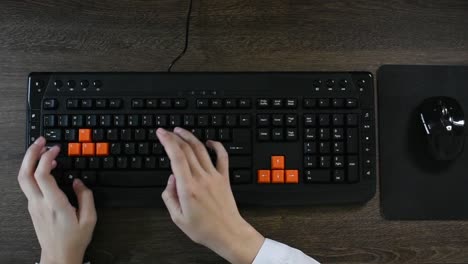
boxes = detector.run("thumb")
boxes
[162,174,183,224]
[73,179,97,228]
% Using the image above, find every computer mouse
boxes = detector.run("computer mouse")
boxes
[419,96,465,160]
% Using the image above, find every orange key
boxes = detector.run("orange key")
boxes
[79,129,92,142]
[96,142,109,156]
[68,143,81,156]
[271,156,285,169]
[82,143,95,156]
[285,170,299,184]
[272,170,285,183]
[257,170,271,183]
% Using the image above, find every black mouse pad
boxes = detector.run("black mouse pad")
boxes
[378,65,468,220]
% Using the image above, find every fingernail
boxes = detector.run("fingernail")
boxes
[34,136,45,145]
[157,128,167,135]
[73,178,83,187]
[168,174,175,185]
[174,127,182,133]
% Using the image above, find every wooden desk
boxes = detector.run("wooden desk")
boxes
[1,0,467,263]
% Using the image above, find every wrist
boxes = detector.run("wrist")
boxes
[40,250,84,264]
[215,217,265,264]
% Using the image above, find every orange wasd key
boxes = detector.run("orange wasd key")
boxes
[285,170,299,184]
[96,142,109,156]
[82,143,95,156]
[68,143,81,156]
[79,129,92,142]
[257,170,271,183]
[272,170,285,183]
[271,156,285,169]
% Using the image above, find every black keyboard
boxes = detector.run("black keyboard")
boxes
[27,72,376,206]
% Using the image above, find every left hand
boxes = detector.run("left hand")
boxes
[18,137,97,264]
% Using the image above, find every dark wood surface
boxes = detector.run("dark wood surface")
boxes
[1,0,468,263]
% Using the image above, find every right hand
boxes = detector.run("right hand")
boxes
[157,127,265,264]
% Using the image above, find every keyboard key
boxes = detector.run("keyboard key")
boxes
[320,156,331,168]
[184,115,195,126]
[285,170,299,184]
[271,156,285,169]
[239,115,251,126]
[333,170,345,182]
[109,99,122,109]
[304,156,317,168]
[144,156,157,169]
[224,99,237,108]
[210,99,223,108]
[225,115,238,127]
[43,115,55,127]
[285,115,297,127]
[272,128,283,141]
[79,129,92,142]
[218,128,231,141]
[211,115,223,127]
[124,143,135,155]
[130,156,142,168]
[319,114,330,126]
[229,156,252,168]
[231,170,252,184]
[319,99,329,108]
[272,115,283,126]
[304,142,316,154]
[44,129,61,141]
[116,156,128,169]
[197,99,209,108]
[286,128,297,141]
[198,115,209,127]
[303,98,316,108]
[89,157,100,169]
[138,143,149,154]
[106,129,118,141]
[74,157,87,169]
[121,129,133,140]
[146,99,158,108]
[128,115,140,127]
[135,129,146,141]
[304,170,330,183]
[99,115,111,126]
[65,129,77,141]
[332,114,344,126]
[304,114,316,127]
[58,115,69,127]
[99,171,169,187]
[159,156,170,168]
[257,170,270,183]
[96,142,109,156]
[272,99,283,108]
[346,98,358,108]
[346,128,358,153]
[169,115,181,127]
[272,170,284,183]
[160,99,172,108]
[333,142,344,154]
[257,128,270,141]
[152,143,164,155]
[81,99,93,109]
[333,156,344,167]
[347,156,359,182]
[110,143,121,155]
[72,115,83,127]
[132,99,144,108]
[92,129,104,141]
[286,99,297,108]
[346,114,358,126]
[332,99,344,108]
[319,142,330,154]
[333,128,344,140]
[66,99,79,109]
[239,99,251,108]
[82,143,95,156]
[85,115,97,127]
[257,99,270,108]
[102,157,115,169]
[257,115,270,127]
[95,99,107,108]
[319,128,330,140]
[305,128,316,140]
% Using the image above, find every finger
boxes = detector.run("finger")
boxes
[34,146,67,204]
[73,179,97,228]
[157,128,192,189]
[206,140,229,176]
[162,174,183,224]
[18,136,46,199]
[173,127,214,173]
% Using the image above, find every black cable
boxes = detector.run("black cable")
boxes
[168,0,194,72]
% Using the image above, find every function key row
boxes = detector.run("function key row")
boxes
[132,98,187,109]
[196,98,251,109]
[255,98,358,109]
[66,99,122,109]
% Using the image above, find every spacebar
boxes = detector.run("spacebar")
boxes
[98,170,171,187]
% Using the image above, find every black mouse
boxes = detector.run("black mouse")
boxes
[419,96,465,160]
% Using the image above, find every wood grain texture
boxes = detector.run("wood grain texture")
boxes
[0,0,467,263]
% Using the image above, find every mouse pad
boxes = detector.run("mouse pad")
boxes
[378,65,468,220]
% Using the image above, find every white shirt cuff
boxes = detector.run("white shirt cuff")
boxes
[252,238,320,264]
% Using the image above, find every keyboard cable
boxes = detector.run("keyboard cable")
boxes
[167,0,194,72]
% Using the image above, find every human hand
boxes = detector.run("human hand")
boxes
[18,137,97,264]
[157,127,265,264]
